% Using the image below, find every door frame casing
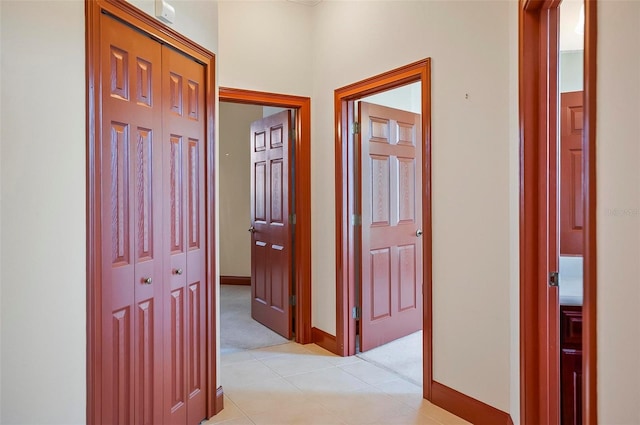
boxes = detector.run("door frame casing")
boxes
[334,58,432,391]
[519,1,597,424]
[219,87,313,344]
[86,0,220,422]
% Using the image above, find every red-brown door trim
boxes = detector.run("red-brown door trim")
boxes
[86,0,219,421]
[334,58,433,396]
[519,2,561,423]
[582,2,598,423]
[219,87,313,345]
[519,1,597,424]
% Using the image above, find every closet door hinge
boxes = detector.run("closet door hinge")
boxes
[549,271,559,287]
[352,122,360,134]
[352,214,362,226]
[289,295,297,306]
[289,213,296,225]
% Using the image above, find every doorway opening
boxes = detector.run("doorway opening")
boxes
[519,1,597,423]
[557,3,586,423]
[352,84,424,388]
[334,59,432,396]
[218,88,312,350]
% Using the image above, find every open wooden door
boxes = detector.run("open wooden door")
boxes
[250,110,293,339]
[560,91,584,256]
[359,102,423,352]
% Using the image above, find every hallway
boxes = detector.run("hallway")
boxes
[207,342,469,425]
[214,285,466,424]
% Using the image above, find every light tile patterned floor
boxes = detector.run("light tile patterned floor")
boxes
[205,342,471,425]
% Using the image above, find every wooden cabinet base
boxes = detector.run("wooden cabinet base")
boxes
[560,305,583,425]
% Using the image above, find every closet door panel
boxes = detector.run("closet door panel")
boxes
[100,14,164,425]
[162,45,207,425]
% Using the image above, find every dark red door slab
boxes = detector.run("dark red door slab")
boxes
[359,101,423,352]
[250,111,293,339]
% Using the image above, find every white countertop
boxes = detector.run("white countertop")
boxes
[559,256,583,306]
[559,277,583,306]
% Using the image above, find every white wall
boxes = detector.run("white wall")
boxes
[0,1,219,423]
[218,0,313,95]
[0,2,86,423]
[507,1,520,421]
[219,102,262,276]
[219,0,517,414]
[361,82,421,114]
[597,2,640,423]
[0,1,3,421]
[127,0,219,51]
[311,1,516,412]
[560,50,584,93]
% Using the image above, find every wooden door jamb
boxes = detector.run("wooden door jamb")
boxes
[218,87,313,345]
[333,58,432,394]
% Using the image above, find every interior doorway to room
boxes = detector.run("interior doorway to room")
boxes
[352,87,424,386]
[219,102,294,352]
[218,88,312,355]
[519,0,596,424]
[335,60,432,396]
[557,2,585,424]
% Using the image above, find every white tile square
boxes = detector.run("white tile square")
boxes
[285,366,370,393]
[260,352,335,377]
[339,359,400,385]
[203,397,250,424]
[249,342,313,360]
[225,376,309,416]
[221,359,281,390]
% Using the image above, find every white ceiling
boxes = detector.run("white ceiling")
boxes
[560,0,584,51]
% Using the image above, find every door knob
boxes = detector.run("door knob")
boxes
[141,277,153,285]
[174,268,183,276]
[415,229,423,237]
[248,226,256,233]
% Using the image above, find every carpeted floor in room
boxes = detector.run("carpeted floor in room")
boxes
[220,284,289,354]
[357,331,423,386]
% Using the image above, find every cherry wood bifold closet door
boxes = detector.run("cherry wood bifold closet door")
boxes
[359,102,423,352]
[250,111,293,339]
[99,13,206,425]
[100,15,164,425]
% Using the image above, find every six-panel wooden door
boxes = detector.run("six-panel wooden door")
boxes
[99,13,206,425]
[250,111,293,339]
[359,102,423,352]
[560,91,584,256]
